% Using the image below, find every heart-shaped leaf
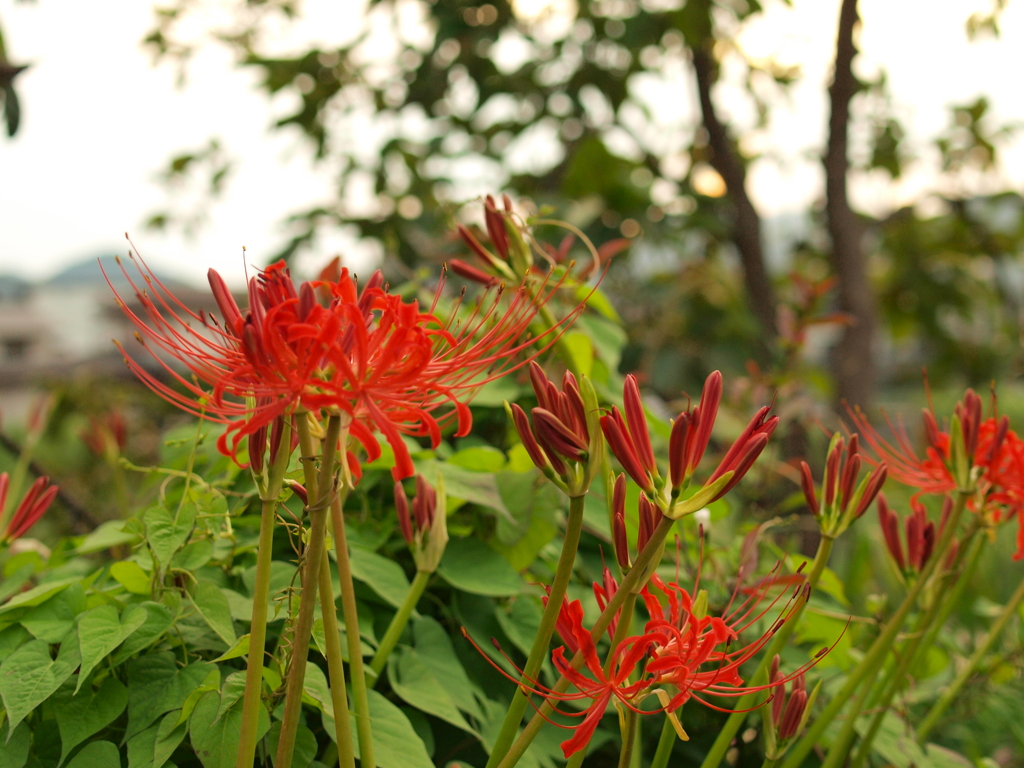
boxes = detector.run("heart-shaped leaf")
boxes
[75,605,148,692]
[0,636,81,732]
[190,690,270,768]
[189,583,236,646]
[146,503,197,569]
[64,741,121,768]
[50,675,128,766]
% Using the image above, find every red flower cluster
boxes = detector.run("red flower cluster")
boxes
[107,244,581,480]
[850,389,1024,558]
[1,474,59,544]
[471,563,828,757]
[877,493,957,574]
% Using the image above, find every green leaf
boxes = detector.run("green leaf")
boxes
[111,562,152,595]
[127,652,213,740]
[264,722,318,768]
[561,331,594,377]
[438,538,521,596]
[576,313,627,370]
[114,602,174,662]
[348,547,411,608]
[65,742,121,768]
[325,690,432,768]
[0,635,81,732]
[52,676,128,765]
[171,539,214,571]
[411,617,482,720]
[75,605,148,692]
[146,504,197,569]
[0,721,30,768]
[416,461,510,518]
[213,634,249,662]
[389,647,477,736]
[300,662,334,719]
[213,671,247,722]
[788,555,849,607]
[174,668,220,728]
[20,588,83,644]
[447,446,507,473]
[495,597,543,661]
[127,710,187,768]
[190,690,270,768]
[189,583,236,645]
[0,577,79,616]
[0,626,27,664]
[75,519,137,554]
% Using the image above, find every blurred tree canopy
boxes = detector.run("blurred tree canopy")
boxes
[7,0,1024,407]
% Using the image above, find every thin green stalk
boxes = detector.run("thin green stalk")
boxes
[916,566,1024,742]
[318,553,355,768]
[699,534,836,768]
[819,665,874,768]
[495,515,675,768]
[485,495,587,767]
[565,746,588,768]
[916,528,986,669]
[275,415,342,768]
[760,758,778,768]
[236,418,293,768]
[777,493,968,768]
[846,525,985,768]
[651,717,676,768]
[369,569,432,680]
[331,489,375,768]
[616,709,638,768]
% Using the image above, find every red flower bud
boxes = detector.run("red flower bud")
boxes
[623,375,656,475]
[457,224,504,271]
[449,259,498,286]
[510,404,549,471]
[484,195,510,260]
[840,454,861,511]
[638,494,658,553]
[248,424,267,475]
[714,433,769,499]
[669,412,691,489]
[907,505,925,571]
[533,408,588,461]
[207,268,243,335]
[287,480,309,507]
[528,362,557,411]
[778,689,808,740]
[709,406,775,486]
[561,372,589,442]
[922,408,942,451]
[854,464,888,518]
[824,438,843,508]
[613,512,630,570]
[799,461,819,516]
[877,494,905,570]
[394,481,414,545]
[688,371,723,472]
[601,410,652,492]
[5,476,59,541]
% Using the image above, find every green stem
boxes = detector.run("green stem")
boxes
[331,489,375,768]
[565,746,588,768]
[916,564,1024,742]
[275,415,342,768]
[319,553,355,768]
[777,492,968,768]
[236,419,293,768]
[699,534,836,768]
[485,495,587,767]
[915,527,986,674]
[820,667,874,768]
[651,718,676,768]
[616,709,638,768]
[369,569,432,680]
[846,524,985,768]
[495,515,675,768]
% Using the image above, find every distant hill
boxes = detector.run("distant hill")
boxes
[43,254,182,292]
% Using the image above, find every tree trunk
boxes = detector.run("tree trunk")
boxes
[692,47,778,348]
[825,0,875,409]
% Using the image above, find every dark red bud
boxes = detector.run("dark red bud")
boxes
[394,481,413,545]
[449,259,497,286]
[612,474,626,518]
[510,404,549,471]
[601,410,652,492]
[288,481,309,507]
[922,409,942,450]
[562,372,589,442]
[921,521,936,569]
[855,464,888,518]
[824,441,842,508]
[528,362,552,410]
[840,454,861,511]
[669,412,691,489]
[907,508,924,571]
[484,195,510,259]
[709,405,774,485]
[637,494,655,553]
[778,689,808,741]
[689,371,723,473]
[715,433,769,499]
[533,408,588,460]
[623,375,656,474]
[297,281,317,321]
[799,461,819,516]
[457,224,503,271]
[248,425,267,474]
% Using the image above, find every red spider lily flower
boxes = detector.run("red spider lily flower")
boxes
[850,395,1024,557]
[466,561,833,758]
[107,239,584,481]
[669,371,723,490]
[2,475,59,543]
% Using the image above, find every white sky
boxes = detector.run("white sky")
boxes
[0,0,1022,287]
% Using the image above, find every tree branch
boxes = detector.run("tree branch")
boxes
[692,46,778,344]
[825,0,875,408]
